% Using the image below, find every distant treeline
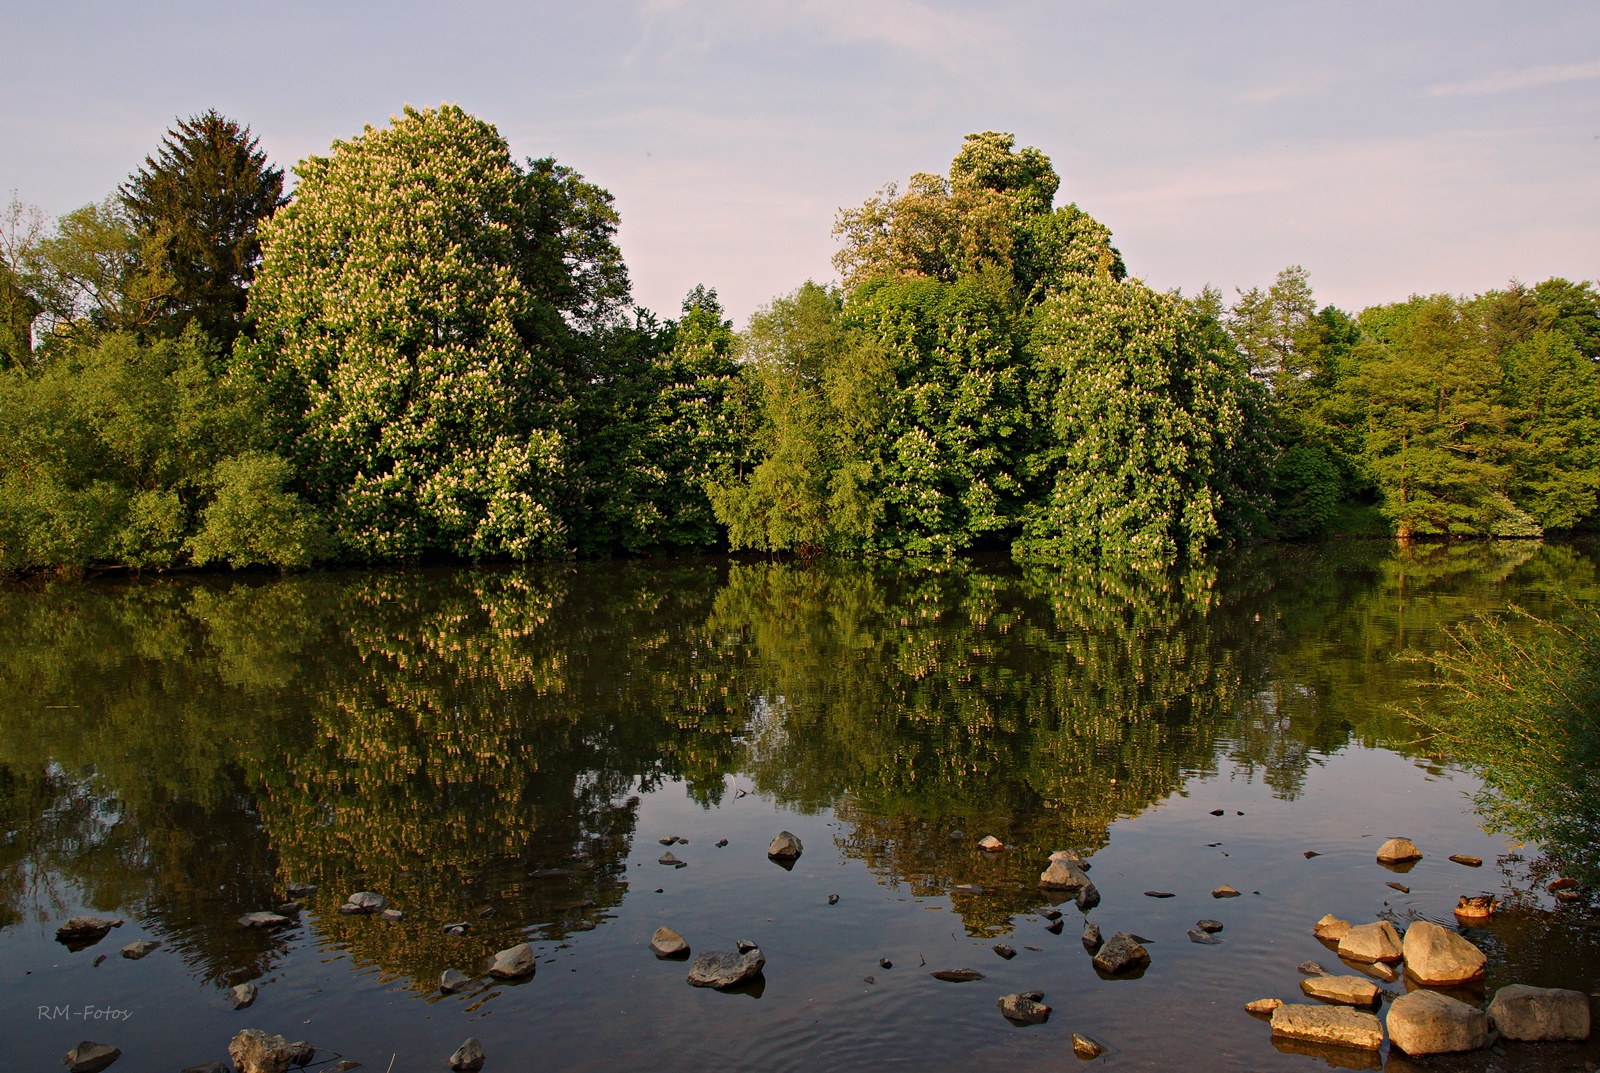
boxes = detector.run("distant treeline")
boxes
[2,105,1596,572]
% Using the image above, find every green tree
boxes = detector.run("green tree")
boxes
[120,110,287,345]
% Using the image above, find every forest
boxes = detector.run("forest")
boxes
[2,104,1597,573]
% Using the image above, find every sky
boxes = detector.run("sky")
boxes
[3,0,1597,324]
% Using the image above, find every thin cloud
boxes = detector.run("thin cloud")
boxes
[1428,59,1600,97]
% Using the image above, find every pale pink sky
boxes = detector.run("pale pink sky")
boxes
[4,1,1596,323]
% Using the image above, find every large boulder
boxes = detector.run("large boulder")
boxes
[1337,921,1403,963]
[1039,859,1092,892]
[1299,975,1380,1006]
[1386,989,1487,1055]
[650,926,690,958]
[63,1042,122,1073]
[687,947,765,989]
[767,831,803,860]
[1402,920,1486,986]
[487,942,536,979]
[55,916,124,948]
[1486,984,1592,1041]
[1376,838,1422,863]
[1269,1004,1384,1050]
[228,1030,314,1073]
[1091,933,1150,975]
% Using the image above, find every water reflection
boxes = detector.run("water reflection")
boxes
[0,541,1593,1000]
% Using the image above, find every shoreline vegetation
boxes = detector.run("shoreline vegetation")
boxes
[2,105,1597,576]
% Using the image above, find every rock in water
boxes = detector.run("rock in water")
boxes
[993,943,1016,959]
[1376,838,1422,863]
[1044,918,1064,934]
[1039,859,1092,892]
[1448,855,1482,867]
[63,1042,121,1073]
[1312,914,1351,942]
[978,835,1003,851]
[997,991,1051,1024]
[344,891,387,913]
[1387,882,1410,894]
[285,882,318,898]
[238,912,292,929]
[1040,906,1063,921]
[828,894,840,904]
[379,908,402,921]
[1187,928,1221,945]
[1091,933,1150,975]
[1071,1033,1107,1059]
[1196,919,1223,933]
[181,1063,229,1073]
[687,947,765,989]
[930,967,985,982]
[1486,984,1592,1041]
[767,831,803,860]
[1299,975,1380,1005]
[448,1038,485,1072]
[1049,849,1090,870]
[1386,989,1488,1055]
[1081,922,1103,954]
[878,957,892,969]
[1075,882,1100,910]
[1247,998,1283,1015]
[487,942,536,979]
[230,982,258,1009]
[55,916,124,947]
[735,938,759,953]
[1143,890,1176,898]
[1336,921,1403,963]
[1269,1004,1384,1051]
[229,1029,314,1073]
[120,940,159,959]
[1212,884,1241,898]
[1401,920,1486,986]
[1298,961,1333,977]
[650,927,690,958]
[439,969,474,994]
[1453,895,1495,922]
[657,851,685,868]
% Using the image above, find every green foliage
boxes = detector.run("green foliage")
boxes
[120,110,287,345]
[189,451,328,568]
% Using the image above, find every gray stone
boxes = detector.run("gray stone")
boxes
[1039,859,1091,891]
[658,851,685,867]
[55,916,124,945]
[993,943,1016,959]
[120,940,159,959]
[1072,1033,1107,1059]
[63,1042,121,1073]
[276,902,302,914]
[735,938,759,953]
[1376,837,1422,863]
[1401,920,1486,986]
[1196,919,1224,933]
[1313,914,1351,942]
[1486,983,1592,1041]
[228,1029,314,1073]
[978,835,1003,851]
[442,922,470,936]
[1188,928,1221,945]
[239,912,292,929]
[997,990,1051,1024]
[1337,921,1403,963]
[285,882,318,898]
[439,968,474,994]
[1049,849,1089,870]
[448,1038,485,1072]
[687,947,765,989]
[1091,932,1149,975]
[930,968,984,982]
[487,942,536,979]
[379,908,403,921]
[1076,881,1101,910]
[1299,960,1333,977]
[650,926,689,958]
[1081,922,1103,953]
[1269,1004,1384,1050]
[230,981,258,1009]
[344,891,386,913]
[767,831,803,859]
[1386,988,1488,1055]
[1299,975,1381,1005]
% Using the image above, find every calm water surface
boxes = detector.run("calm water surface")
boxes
[3,542,1598,1071]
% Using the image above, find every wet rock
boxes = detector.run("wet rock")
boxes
[1456,894,1497,924]
[993,943,1016,959]
[448,1038,485,1072]
[1091,933,1150,975]
[1304,851,1322,858]
[92,954,106,967]
[120,940,159,959]
[714,839,728,848]
[1075,882,1101,911]
[1376,838,1422,864]
[1486,983,1592,1041]
[1386,882,1410,894]
[1143,890,1175,898]
[379,908,403,921]
[736,938,759,953]
[978,835,1004,851]
[1039,859,1092,892]
[285,882,317,898]
[439,968,474,994]
[1448,855,1482,868]
[688,947,765,989]
[1188,929,1221,945]
[1072,1033,1107,1059]
[1081,922,1103,953]
[230,981,258,1009]
[878,957,892,969]
[1337,921,1403,964]
[1269,1004,1384,1051]
[1387,989,1488,1055]
[1353,959,1398,982]
[828,894,840,904]
[1299,961,1334,976]
[1313,914,1352,942]
[1211,809,1225,816]
[442,922,471,936]
[767,831,803,860]
[487,942,536,979]
[1300,975,1381,1006]
[229,1029,314,1073]
[930,968,984,982]
[277,902,302,914]
[1212,885,1241,898]
[239,912,292,929]
[997,990,1051,1024]
[1196,919,1223,933]
[1040,907,1063,921]
[658,851,685,868]
[650,927,689,958]
[1555,889,1582,903]
[344,891,387,913]
[63,1042,121,1073]
[658,836,677,845]
[1402,920,1486,986]
[1247,998,1284,1015]
[55,916,124,947]
[1044,919,1064,934]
